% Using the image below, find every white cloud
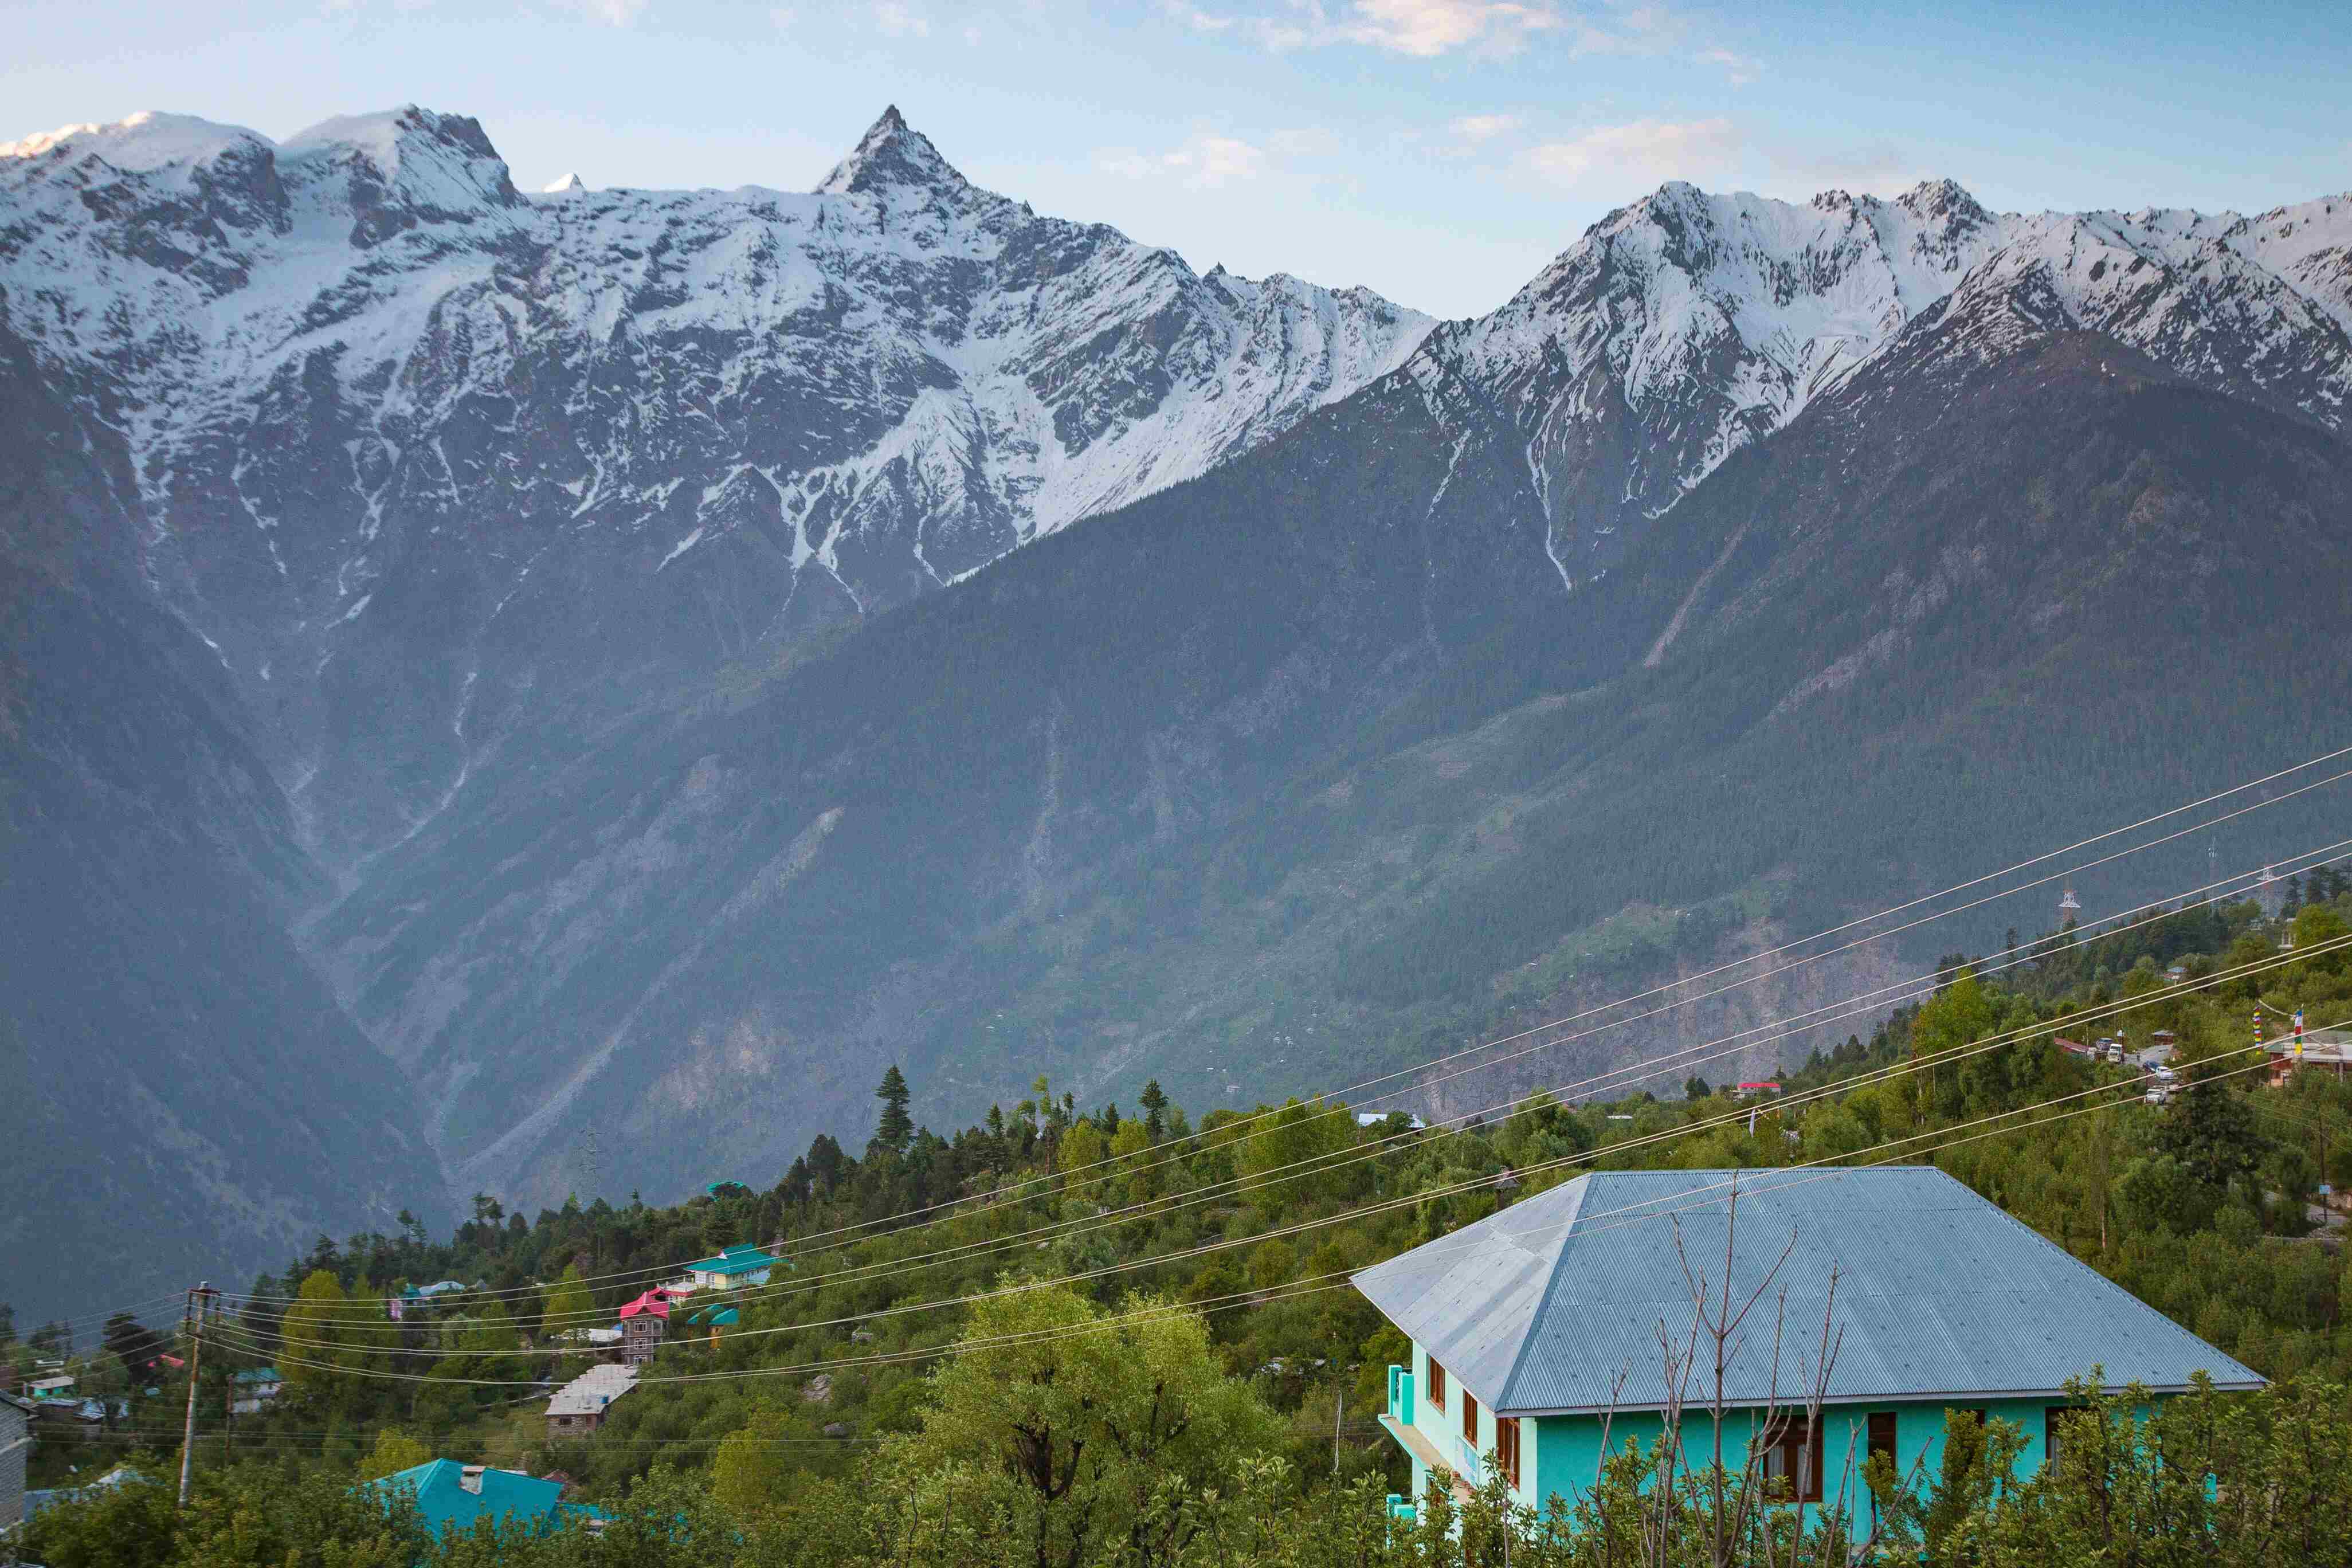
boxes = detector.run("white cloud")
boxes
[1267,126,1342,156]
[769,6,795,26]
[1094,131,1290,190]
[963,22,983,44]
[1521,116,1742,190]
[1167,0,1566,58]
[1342,0,1562,56]
[1695,45,1757,84]
[552,0,648,23]
[874,1,929,37]
[1449,112,1522,142]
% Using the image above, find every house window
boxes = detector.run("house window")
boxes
[1495,1416,1522,1489]
[1866,1412,1898,1468]
[2045,1405,2091,1461]
[1759,1416,1823,1503]
[1426,1356,1447,1412]
[557,1417,572,1427]
[1463,1390,1479,1449]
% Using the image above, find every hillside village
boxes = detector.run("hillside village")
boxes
[8,879,2352,1563]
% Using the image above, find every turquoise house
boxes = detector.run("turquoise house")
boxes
[361,1459,609,1542]
[685,1243,781,1291]
[1353,1167,2260,1520]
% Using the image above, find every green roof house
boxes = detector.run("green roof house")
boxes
[360,1459,607,1541]
[1354,1167,2260,1522]
[684,1243,778,1291]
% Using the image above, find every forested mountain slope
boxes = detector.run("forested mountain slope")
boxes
[315,246,2352,1208]
[0,298,448,1325]
[10,91,2352,1263]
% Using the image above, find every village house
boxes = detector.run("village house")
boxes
[617,1288,673,1366]
[1353,1167,2259,1523]
[361,1460,609,1539]
[21,1465,145,1527]
[2,1391,33,1534]
[231,1367,284,1416]
[683,1303,740,1347]
[684,1244,780,1292]
[2266,1028,2352,1087]
[545,1363,638,1441]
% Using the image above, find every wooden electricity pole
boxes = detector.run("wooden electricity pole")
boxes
[177,1282,218,1507]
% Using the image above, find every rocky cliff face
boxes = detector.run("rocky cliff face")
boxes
[10,95,2352,1242]
[0,104,1431,864]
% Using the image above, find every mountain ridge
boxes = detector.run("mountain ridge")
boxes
[9,101,2352,1287]
[0,103,1434,865]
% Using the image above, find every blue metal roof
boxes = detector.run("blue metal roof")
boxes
[360,1460,607,1539]
[687,1243,777,1275]
[1351,1166,2264,1415]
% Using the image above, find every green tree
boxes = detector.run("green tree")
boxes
[899,1285,1286,1568]
[1059,1120,1108,1198]
[540,1262,594,1340]
[279,1268,352,1394]
[358,1427,433,1481]
[1138,1079,1169,1140]
[875,1064,914,1155]
[712,1407,797,1524]
[2296,900,2351,950]
[1234,1097,1355,1212]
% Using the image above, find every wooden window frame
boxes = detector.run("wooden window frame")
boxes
[2045,1405,2091,1461]
[1426,1355,1447,1412]
[1865,1411,1898,1465]
[1463,1389,1480,1449]
[1759,1414,1825,1504]
[1495,1414,1522,1489]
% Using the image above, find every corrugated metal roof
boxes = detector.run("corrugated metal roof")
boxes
[545,1362,638,1417]
[1351,1166,2263,1415]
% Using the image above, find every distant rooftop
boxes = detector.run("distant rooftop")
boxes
[546,1362,638,1417]
[687,1242,778,1275]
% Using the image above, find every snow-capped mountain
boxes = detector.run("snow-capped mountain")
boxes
[11,90,2352,1249]
[0,104,1432,860]
[1393,179,2351,588]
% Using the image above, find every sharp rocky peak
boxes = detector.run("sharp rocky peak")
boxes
[815,105,977,199]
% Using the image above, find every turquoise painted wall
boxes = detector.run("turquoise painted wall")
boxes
[1529,1397,2064,1514]
[1391,1338,2119,1519]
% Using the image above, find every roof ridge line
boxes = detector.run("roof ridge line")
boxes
[1496,1171,1593,1411]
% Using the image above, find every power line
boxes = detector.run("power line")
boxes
[257,846,2352,1342]
[210,950,2352,1386]
[198,744,2352,1322]
[201,1026,2330,1402]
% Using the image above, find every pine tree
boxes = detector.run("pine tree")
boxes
[1138,1080,1168,1141]
[876,1064,914,1154]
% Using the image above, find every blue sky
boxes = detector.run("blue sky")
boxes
[6,0,2349,319]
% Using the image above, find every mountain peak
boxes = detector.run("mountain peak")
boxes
[543,172,587,195]
[815,105,973,198]
[1895,177,1992,228]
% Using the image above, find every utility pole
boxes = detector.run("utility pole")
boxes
[1333,1387,1343,1477]
[177,1281,218,1508]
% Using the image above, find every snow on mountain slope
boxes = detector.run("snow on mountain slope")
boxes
[0,104,1431,861]
[1387,177,2351,589]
